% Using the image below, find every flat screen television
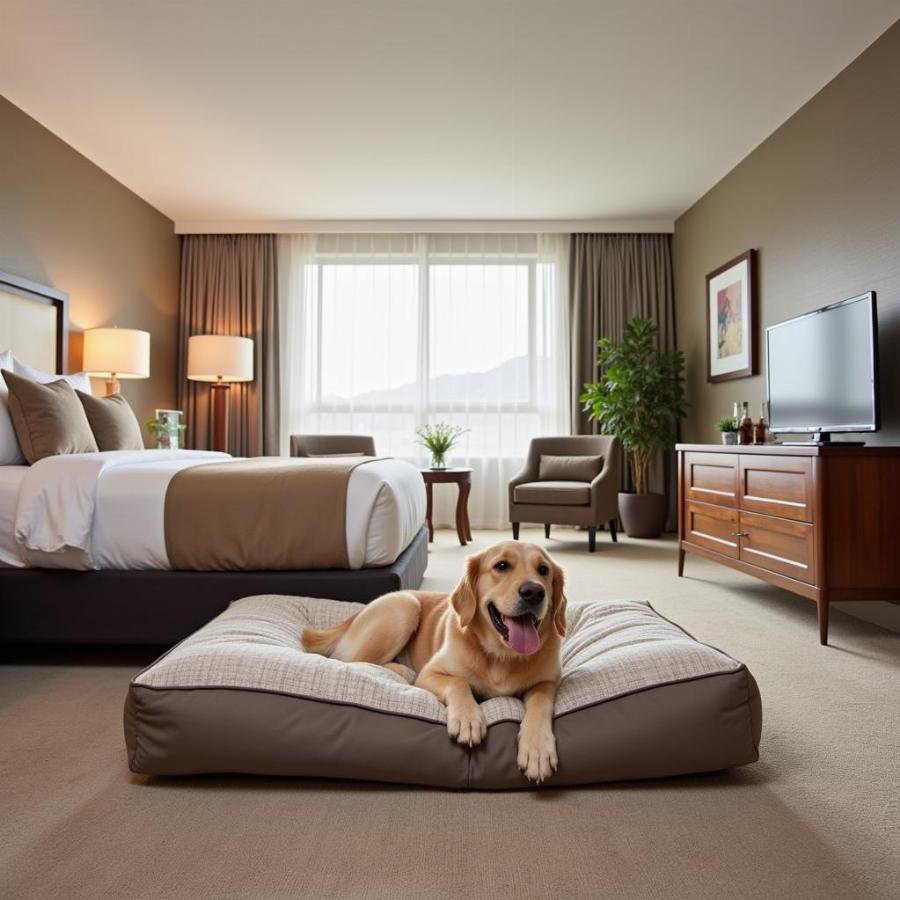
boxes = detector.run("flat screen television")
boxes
[766,292,879,443]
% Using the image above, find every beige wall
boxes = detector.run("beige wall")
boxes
[0,95,178,434]
[673,20,900,445]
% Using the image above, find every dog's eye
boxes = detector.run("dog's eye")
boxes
[537,564,550,576]
[494,560,510,571]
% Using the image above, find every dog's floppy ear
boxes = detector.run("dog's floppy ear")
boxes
[550,558,568,639]
[450,552,482,629]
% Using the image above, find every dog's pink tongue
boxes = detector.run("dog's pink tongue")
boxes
[503,614,540,655]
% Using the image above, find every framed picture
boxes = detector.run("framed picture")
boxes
[706,249,758,383]
[151,409,184,450]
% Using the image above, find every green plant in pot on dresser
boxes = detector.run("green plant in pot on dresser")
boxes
[580,316,686,538]
[716,415,738,445]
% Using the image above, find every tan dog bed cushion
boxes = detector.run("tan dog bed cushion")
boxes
[125,595,762,788]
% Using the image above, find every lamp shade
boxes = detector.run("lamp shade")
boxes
[187,335,254,382]
[83,328,151,378]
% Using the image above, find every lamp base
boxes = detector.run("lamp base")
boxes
[104,377,121,396]
[210,383,230,454]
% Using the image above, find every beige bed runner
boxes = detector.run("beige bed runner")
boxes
[164,457,376,571]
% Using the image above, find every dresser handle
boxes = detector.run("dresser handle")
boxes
[731,531,750,537]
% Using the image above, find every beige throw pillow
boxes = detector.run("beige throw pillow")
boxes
[76,390,145,451]
[2,369,99,464]
[539,454,604,482]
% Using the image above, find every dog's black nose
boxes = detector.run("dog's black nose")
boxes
[518,581,546,606]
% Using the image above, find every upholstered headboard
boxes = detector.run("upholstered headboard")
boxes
[0,271,67,374]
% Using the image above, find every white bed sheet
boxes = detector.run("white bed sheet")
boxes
[10,451,425,571]
[0,466,27,566]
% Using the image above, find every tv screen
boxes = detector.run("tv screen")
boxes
[766,292,879,435]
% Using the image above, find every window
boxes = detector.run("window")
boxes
[280,233,569,527]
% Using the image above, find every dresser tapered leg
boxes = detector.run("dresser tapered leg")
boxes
[818,597,830,646]
[678,547,685,577]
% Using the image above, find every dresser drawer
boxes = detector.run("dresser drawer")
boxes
[739,455,815,522]
[739,511,816,585]
[683,452,739,508]
[683,501,740,558]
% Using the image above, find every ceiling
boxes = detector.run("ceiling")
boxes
[2,0,899,230]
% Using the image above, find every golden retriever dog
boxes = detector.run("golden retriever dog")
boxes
[301,541,566,783]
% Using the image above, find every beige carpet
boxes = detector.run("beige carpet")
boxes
[2,528,898,900]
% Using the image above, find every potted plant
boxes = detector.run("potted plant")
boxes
[416,422,468,469]
[146,417,187,450]
[580,316,686,538]
[716,415,738,445]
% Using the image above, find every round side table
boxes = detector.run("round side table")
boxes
[419,467,473,546]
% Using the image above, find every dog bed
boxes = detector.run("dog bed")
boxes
[124,595,762,788]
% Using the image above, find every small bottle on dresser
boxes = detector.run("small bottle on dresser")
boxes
[754,403,768,445]
[738,401,754,445]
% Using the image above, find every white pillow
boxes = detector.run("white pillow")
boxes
[0,351,26,465]
[13,357,93,394]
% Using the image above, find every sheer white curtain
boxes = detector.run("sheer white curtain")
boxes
[279,233,570,529]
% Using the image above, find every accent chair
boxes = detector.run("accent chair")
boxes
[289,434,376,457]
[508,435,621,552]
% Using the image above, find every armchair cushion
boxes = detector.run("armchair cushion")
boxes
[513,481,591,506]
[539,454,603,483]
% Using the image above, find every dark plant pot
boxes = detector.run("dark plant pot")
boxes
[618,491,667,538]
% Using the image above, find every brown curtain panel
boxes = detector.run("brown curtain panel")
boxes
[177,235,280,456]
[569,233,677,528]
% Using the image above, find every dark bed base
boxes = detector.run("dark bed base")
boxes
[0,527,429,646]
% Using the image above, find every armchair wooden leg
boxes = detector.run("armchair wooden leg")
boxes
[544,524,551,539]
[608,519,618,543]
[588,527,597,553]
[512,522,520,540]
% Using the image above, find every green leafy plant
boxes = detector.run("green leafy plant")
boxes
[416,422,468,467]
[716,416,737,433]
[580,316,687,495]
[146,418,187,448]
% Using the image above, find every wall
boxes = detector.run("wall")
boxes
[0,95,179,433]
[673,20,900,632]
[673,21,900,444]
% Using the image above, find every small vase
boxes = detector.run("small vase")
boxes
[430,452,447,469]
[721,432,737,445]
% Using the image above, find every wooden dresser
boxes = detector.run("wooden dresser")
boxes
[676,443,900,644]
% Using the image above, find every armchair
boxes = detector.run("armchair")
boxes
[508,435,621,552]
[290,434,376,457]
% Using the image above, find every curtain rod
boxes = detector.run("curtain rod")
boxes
[174,218,675,235]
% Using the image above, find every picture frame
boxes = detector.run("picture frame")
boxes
[151,409,184,450]
[706,249,758,383]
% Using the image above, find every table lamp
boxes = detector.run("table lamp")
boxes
[186,334,254,453]
[83,327,151,396]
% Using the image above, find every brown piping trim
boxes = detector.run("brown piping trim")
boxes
[129,665,751,733]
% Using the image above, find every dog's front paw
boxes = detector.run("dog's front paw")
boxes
[447,704,487,747]
[517,727,558,783]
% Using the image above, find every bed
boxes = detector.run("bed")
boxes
[0,270,428,645]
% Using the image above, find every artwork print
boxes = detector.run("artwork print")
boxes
[716,281,743,359]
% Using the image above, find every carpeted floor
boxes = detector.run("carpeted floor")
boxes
[2,528,898,900]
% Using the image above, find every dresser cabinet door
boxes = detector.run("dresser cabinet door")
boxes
[739,511,816,585]
[683,501,740,558]
[739,455,815,522]
[684,452,739,508]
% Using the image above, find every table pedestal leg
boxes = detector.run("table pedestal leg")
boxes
[455,481,471,546]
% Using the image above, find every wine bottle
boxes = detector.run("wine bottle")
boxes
[754,403,768,445]
[739,402,753,445]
